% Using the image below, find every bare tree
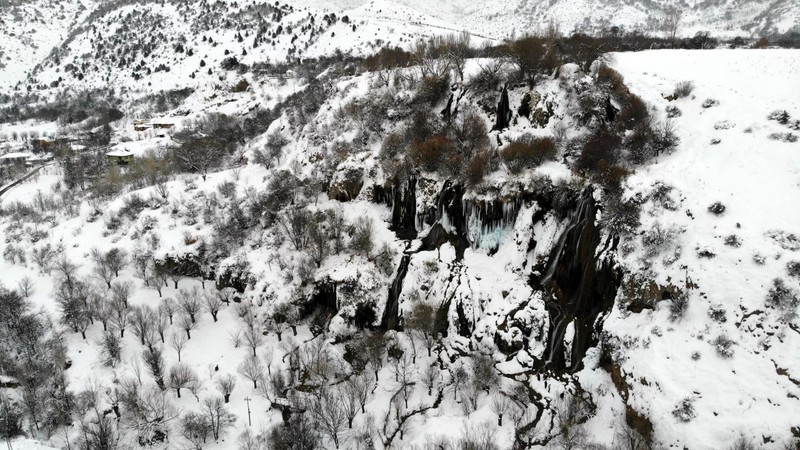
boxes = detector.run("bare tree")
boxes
[215,374,236,403]
[143,346,167,390]
[169,363,199,398]
[154,311,169,343]
[130,306,156,347]
[201,396,235,440]
[491,396,516,426]
[171,331,188,362]
[339,381,360,429]
[243,325,265,358]
[16,276,35,299]
[54,254,80,288]
[239,356,264,389]
[307,388,347,449]
[663,7,682,48]
[450,365,469,401]
[93,248,116,289]
[262,347,274,376]
[132,248,152,286]
[613,419,651,450]
[421,364,441,396]
[178,288,203,323]
[110,301,130,338]
[100,332,123,367]
[159,297,177,324]
[90,293,114,331]
[177,313,197,340]
[111,281,134,308]
[203,292,223,322]
[106,248,128,277]
[365,333,385,381]
[391,355,416,408]
[265,317,286,342]
[346,373,373,416]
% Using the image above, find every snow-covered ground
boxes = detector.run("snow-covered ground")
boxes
[581,49,800,448]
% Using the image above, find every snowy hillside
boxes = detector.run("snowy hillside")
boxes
[587,48,800,448]
[0,0,96,91]
[1,0,799,94]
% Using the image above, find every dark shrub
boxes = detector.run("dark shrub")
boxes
[464,149,491,186]
[672,81,694,99]
[500,135,557,174]
[707,202,726,215]
[409,135,454,173]
[787,261,800,278]
[766,278,799,312]
[416,73,451,106]
[767,110,791,125]
[618,93,649,129]
[576,127,622,176]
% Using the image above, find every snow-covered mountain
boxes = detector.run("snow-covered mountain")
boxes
[1,0,799,93]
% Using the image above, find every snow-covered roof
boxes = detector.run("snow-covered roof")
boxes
[0,151,34,160]
[106,149,134,157]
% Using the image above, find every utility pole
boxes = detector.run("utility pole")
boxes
[244,397,252,427]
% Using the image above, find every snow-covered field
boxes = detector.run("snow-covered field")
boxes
[583,49,800,448]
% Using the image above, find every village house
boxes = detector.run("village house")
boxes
[106,149,135,165]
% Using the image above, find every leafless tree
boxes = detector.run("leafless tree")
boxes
[307,388,347,449]
[106,248,128,277]
[201,396,235,440]
[119,382,178,444]
[612,419,651,450]
[243,325,265,358]
[169,363,199,398]
[130,306,156,347]
[346,373,373,415]
[171,331,188,362]
[16,276,35,299]
[111,281,134,308]
[177,313,197,340]
[54,254,80,288]
[265,317,287,342]
[365,333,385,381]
[339,381,360,429]
[90,293,114,331]
[421,364,441,396]
[203,292,223,322]
[215,374,236,403]
[239,356,264,389]
[450,364,469,401]
[100,331,123,367]
[491,396,516,426]
[132,248,152,285]
[154,311,169,343]
[229,329,243,348]
[391,355,416,408]
[159,297,177,324]
[178,287,203,323]
[663,7,682,48]
[262,347,274,376]
[93,248,116,289]
[110,301,130,338]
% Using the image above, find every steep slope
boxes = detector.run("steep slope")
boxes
[0,0,96,91]
[580,49,800,448]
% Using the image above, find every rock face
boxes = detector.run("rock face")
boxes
[537,189,621,372]
[390,176,418,240]
[493,85,512,131]
[377,179,621,374]
[328,167,364,201]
